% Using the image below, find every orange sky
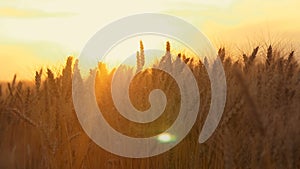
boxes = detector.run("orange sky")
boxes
[0,0,300,81]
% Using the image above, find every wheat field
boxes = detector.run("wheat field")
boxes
[0,42,299,169]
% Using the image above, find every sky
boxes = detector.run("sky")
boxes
[0,0,300,81]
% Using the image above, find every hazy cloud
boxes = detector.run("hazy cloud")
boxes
[0,7,75,18]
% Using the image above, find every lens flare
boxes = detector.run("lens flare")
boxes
[157,133,176,143]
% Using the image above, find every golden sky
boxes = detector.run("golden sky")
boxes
[0,0,300,81]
